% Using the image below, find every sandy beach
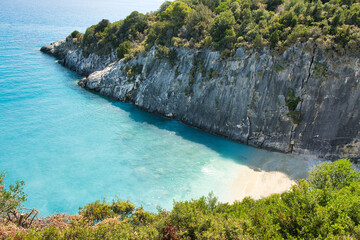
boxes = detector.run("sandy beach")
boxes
[231,166,296,201]
[230,155,317,201]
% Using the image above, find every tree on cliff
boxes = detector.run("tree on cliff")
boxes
[72,0,360,58]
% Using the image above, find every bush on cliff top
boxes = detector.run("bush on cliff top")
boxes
[71,0,360,59]
[2,159,360,239]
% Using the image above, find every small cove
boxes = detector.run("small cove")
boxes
[0,0,318,216]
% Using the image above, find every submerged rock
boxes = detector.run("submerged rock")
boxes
[41,40,360,160]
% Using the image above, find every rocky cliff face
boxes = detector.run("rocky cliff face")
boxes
[41,40,116,76]
[41,39,360,160]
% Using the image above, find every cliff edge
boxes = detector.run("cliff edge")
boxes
[41,39,360,160]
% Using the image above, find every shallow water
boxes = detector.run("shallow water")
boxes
[0,0,317,216]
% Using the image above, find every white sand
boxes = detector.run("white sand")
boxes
[231,166,296,201]
[229,154,319,201]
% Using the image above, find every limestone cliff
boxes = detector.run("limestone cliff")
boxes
[41,40,117,76]
[41,40,360,160]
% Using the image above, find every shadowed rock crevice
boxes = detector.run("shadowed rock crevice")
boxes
[289,51,315,153]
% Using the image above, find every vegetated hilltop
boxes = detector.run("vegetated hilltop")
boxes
[41,0,360,160]
[1,159,360,239]
[69,0,360,59]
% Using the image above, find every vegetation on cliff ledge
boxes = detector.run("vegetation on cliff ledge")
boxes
[68,0,360,59]
[1,159,360,239]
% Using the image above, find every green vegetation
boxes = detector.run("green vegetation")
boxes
[80,11,148,57]
[285,88,300,111]
[117,41,131,59]
[313,61,328,78]
[1,159,360,239]
[209,68,219,78]
[286,88,301,124]
[69,0,360,60]
[124,64,144,80]
[68,30,82,39]
[79,199,135,223]
[274,63,285,72]
[0,172,26,218]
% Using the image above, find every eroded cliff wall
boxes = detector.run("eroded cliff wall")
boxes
[41,40,360,160]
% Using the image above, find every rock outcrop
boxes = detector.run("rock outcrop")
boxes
[41,39,360,160]
[41,40,117,76]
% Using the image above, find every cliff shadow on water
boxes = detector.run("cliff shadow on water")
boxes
[94,92,314,182]
[40,39,335,183]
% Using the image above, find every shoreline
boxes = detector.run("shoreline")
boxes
[229,155,320,202]
[230,166,296,201]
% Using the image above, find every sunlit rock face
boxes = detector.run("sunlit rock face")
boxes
[41,40,117,76]
[42,39,360,160]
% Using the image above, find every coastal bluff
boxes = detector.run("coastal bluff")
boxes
[41,39,360,160]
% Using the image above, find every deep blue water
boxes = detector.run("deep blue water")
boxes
[0,0,314,216]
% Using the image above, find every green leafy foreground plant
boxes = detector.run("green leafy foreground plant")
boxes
[0,172,26,218]
[3,159,360,239]
[78,199,135,223]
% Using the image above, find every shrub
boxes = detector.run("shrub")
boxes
[155,45,170,59]
[155,46,178,67]
[266,0,284,12]
[95,19,110,33]
[117,11,148,43]
[253,33,263,50]
[78,200,114,223]
[132,207,155,226]
[313,61,327,78]
[269,30,280,48]
[117,41,131,59]
[69,30,80,39]
[288,110,301,124]
[220,48,233,59]
[285,88,301,123]
[183,4,213,43]
[335,26,351,47]
[0,172,26,217]
[210,10,236,43]
[162,224,179,240]
[308,158,360,190]
[111,200,135,218]
[285,88,300,111]
[279,11,298,28]
[168,49,177,66]
[146,21,174,47]
[163,1,192,29]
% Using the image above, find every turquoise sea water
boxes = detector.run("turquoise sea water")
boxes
[0,0,315,216]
